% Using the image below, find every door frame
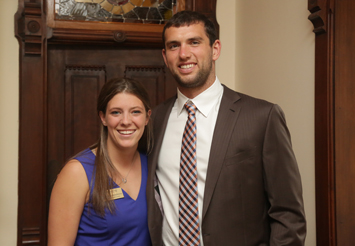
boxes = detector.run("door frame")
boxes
[308,0,336,245]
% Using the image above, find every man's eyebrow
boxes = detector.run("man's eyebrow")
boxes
[165,36,204,46]
[188,36,204,42]
[165,40,179,46]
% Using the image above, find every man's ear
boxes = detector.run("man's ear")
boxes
[212,39,221,61]
[162,49,168,67]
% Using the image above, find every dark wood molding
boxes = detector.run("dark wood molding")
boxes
[65,65,107,72]
[49,28,164,47]
[45,0,218,46]
[16,1,44,55]
[21,227,41,245]
[15,1,48,245]
[308,0,336,246]
[308,0,328,34]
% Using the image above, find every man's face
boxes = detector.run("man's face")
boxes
[162,23,221,95]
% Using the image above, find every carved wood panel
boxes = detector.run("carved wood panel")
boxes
[125,65,175,107]
[64,66,105,158]
[47,64,106,217]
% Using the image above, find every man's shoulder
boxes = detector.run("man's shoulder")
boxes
[222,85,275,109]
[153,95,176,112]
[151,95,177,121]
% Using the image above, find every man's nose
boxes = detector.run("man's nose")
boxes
[179,44,190,59]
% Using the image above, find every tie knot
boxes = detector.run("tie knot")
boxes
[184,101,197,116]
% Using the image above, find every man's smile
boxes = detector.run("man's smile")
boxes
[179,63,196,69]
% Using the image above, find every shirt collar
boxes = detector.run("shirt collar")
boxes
[177,77,223,117]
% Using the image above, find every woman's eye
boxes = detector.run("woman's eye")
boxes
[111,111,120,115]
[132,110,142,115]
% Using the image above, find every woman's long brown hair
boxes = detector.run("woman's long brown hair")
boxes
[89,78,153,216]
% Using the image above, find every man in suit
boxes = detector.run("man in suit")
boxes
[147,10,306,246]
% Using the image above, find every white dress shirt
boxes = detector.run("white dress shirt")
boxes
[156,77,224,246]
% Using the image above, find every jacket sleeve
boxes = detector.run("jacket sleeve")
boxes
[262,104,307,246]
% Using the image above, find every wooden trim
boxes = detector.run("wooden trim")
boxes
[49,28,163,47]
[15,1,47,245]
[45,0,218,45]
[47,18,166,33]
[46,1,165,46]
[308,0,336,245]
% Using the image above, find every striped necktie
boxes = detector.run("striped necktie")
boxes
[179,101,200,246]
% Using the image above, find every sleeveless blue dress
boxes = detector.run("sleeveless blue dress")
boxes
[73,149,151,246]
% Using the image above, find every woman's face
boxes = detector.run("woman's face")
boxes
[99,92,151,152]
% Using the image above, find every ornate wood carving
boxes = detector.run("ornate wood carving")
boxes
[308,0,329,34]
[65,65,106,71]
[113,31,127,43]
[16,1,44,55]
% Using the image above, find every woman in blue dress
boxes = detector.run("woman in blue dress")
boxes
[48,78,153,246]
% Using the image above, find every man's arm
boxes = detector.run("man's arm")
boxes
[262,104,307,246]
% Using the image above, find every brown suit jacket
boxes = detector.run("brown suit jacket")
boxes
[146,85,306,246]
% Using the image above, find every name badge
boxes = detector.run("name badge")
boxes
[109,188,124,200]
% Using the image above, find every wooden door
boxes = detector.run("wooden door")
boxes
[46,44,176,206]
[15,0,218,245]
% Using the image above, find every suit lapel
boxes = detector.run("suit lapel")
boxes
[202,86,241,219]
[150,88,241,220]
[149,96,176,204]
[147,97,176,246]
[151,97,176,166]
